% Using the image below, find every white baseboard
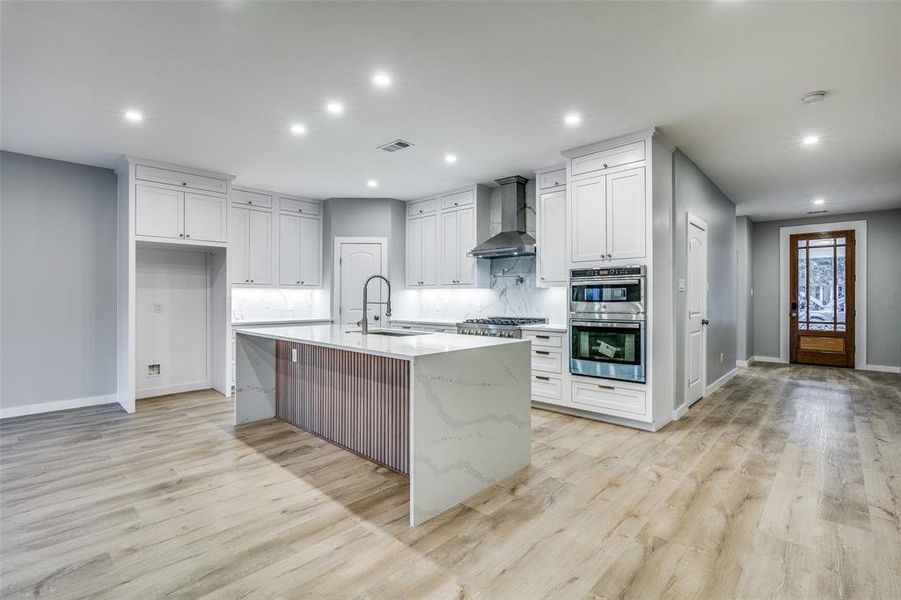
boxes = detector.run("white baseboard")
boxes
[860,364,901,374]
[751,355,787,364]
[0,394,119,419]
[705,367,737,396]
[736,359,751,367]
[673,403,689,420]
[136,381,209,400]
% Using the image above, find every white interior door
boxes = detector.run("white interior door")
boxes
[686,214,708,406]
[338,241,385,326]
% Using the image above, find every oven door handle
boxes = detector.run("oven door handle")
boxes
[571,278,643,287]
[571,321,642,329]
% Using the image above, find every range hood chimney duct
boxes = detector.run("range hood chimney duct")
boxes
[468,175,536,259]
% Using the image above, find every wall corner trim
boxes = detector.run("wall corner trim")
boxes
[0,394,120,419]
[704,367,737,396]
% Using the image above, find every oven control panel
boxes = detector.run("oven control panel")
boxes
[571,266,645,278]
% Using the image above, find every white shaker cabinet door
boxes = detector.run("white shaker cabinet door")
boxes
[246,208,272,285]
[439,209,460,285]
[606,167,646,260]
[278,213,301,285]
[419,214,437,286]
[135,185,183,239]
[406,215,424,286]
[538,188,567,285]
[229,206,249,283]
[570,175,607,263]
[184,192,227,243]
[297,215,321,287]
[455,207,476,285]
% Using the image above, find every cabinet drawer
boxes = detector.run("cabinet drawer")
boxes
[441,190,474,210]
[538,169,566,189]
[570,141,645,177]
[279,197,320,216]
[525,331,564,349]
[136,164,228,194]
[571,381,649,421]
[231,188,273,208]
[531,374,562,401]
[407,198,437,216]
[531,349,562,374]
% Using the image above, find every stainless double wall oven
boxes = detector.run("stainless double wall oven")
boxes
[570,266,646,383]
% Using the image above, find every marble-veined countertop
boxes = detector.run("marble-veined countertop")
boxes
[233,324,527,360]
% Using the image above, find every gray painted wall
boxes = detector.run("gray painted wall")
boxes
[672,150,737,408]
[321,197,406,294]
[752,209,901,368]
[1,151,118,411]
[735,216,754,361]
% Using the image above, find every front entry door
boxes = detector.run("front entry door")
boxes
[790,231,855,367]
[338,242,385,326]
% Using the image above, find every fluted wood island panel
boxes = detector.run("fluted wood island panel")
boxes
[275,340,410,475]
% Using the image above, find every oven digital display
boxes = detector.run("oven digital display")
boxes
[573,284,639,303]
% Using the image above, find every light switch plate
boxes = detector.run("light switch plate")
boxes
[678,278,686,292]
[153,302,163,314]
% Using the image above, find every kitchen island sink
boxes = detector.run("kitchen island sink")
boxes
[344,328,432,337]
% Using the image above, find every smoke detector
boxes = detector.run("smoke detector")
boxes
[801,90,827,105]
[377,138,414,152]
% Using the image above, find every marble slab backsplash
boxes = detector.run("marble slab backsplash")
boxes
[393,257,568,324]
[232,288,331,323]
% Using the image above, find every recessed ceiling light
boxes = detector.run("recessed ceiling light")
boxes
[124,109,143,123]
[444,154,458,164]
[564,112,581,126]
[289,123,307,135]
[813,197,825,205]
[326,101,344,115]
[372,72,392,88]
[367,179,378,188]
[802,135,820,145]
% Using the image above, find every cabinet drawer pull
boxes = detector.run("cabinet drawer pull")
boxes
[536,335,550,339]
[534,375,550,381]
[535,350,551,355]
[597,384,615,390]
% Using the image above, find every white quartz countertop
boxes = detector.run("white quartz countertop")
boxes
[521,324,568,333]
[389,318,459,327]
[233,324,528,359]
[231,317,332,327]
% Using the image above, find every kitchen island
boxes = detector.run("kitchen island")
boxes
[233,324,531,526]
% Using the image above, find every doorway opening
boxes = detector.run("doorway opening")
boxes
[789,231,856,367]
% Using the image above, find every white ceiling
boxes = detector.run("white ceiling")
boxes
[2,1,899,221]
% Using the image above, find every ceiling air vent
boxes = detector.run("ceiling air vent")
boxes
[377,138,414,152]
[807,209,829,215]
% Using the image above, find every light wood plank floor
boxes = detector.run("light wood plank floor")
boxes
[2,364,899,599]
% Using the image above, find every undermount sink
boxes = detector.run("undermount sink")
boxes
[346,328,433,337]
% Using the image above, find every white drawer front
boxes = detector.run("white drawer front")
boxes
[136,164,228,194]
[538,169,566,189]
[570,141,645,177]
[280,197,320,216]
[407,198,437,216]
[531,374,562,401]
[525,332,564,349]
[531,349,562,374]
[232,188,273,208]
[441,190,474,210]
[571,381,649,421]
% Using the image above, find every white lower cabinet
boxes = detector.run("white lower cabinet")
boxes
[523,330,567,406]
[531,374,563,403]
[230,205,272,285]
[571,380,650,422]
[279,213,321,287]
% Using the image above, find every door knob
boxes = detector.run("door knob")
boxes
[790,312,798,318]
[701,319,709,325]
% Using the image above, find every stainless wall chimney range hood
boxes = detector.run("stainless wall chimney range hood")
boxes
[468,175,536,259]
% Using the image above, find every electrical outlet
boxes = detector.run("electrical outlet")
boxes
[148,364,161,376]
[678,278,686,292]
[291,348,298,363]
[720,353,724,363]
[153,302,163,314]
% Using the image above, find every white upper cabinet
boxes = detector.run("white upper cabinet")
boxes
[279,213,320,287]
[183,193,227,243]
[537,188,568,285]
[136,185,183,239]
[230,205,271,284]
[406,214,436,287]
[570,175,607,263]
[606,167,646,260]
[439,209,461,285]
[455,206,476,285]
